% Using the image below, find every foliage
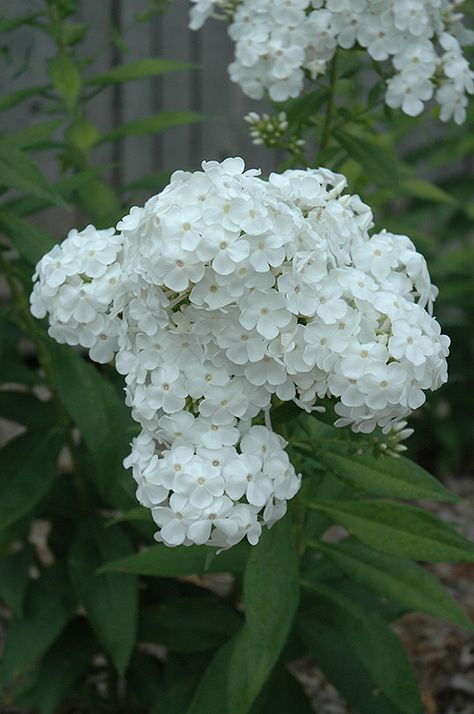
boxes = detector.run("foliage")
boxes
[0,2,473,714]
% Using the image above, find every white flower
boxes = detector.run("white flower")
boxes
[188,0,473,123]
[31,158,450,548]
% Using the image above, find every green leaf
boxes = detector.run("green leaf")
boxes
[401,178,458,206]
[105,506,153,527]
[0,210,55,264]
[75,177,121,227]
[0,85,49,112]
[298,585,422,714]
[0,562,74,687]
[100,111,203,143]
[188,513,299,714]
[316,449,458,502]
[139,598,241,653]
[49,51,82,114]
[0,547,33,616]
[123,169,173,193]
[334,128,400,187]
[0,141,64,204]
[100,540,249,577]
[284,88,330,129]
[308,500,474,562]
[90,58,195,85]
[0,13,40,34]
[228,514,299,713]
[0,391,55,431]
[15,620,95,714]
[314,539,473,631]
[258,666,314,714]
[5,119,64,149]
[69,520,138,676]
[0,430,62,532]
[48,344,135,509]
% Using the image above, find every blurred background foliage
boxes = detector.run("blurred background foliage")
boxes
[0,1,473,713]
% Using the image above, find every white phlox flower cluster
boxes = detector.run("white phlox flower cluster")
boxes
[31,158,449,547]
[189,0,474,124]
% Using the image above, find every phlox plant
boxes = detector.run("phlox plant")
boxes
[0,1,473,714]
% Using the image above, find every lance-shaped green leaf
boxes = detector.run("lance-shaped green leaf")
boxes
[100,540,249,577]
[139,598,241,653]
[313,539,473,631]
[100,111,203,143]
[298,584,422,714]
[0,210,55,264]
[188,513,299,714]
[90,58,195,85]
[49,52,81,114]
[0,562,74,687]
[14,620,96,714]
[308,500,474,562]
[0,85,49,112]
[0,141,64,204]
[0,13,40,34]
[334,128,400,187]
[0,547,33,617]
[48,343,136,508]
[0,430,62,531]
[69,520,138,676]
[317,449,459,502]
[6,119,64,149]
[401,178,458,206]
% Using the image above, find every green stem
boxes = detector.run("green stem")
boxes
[320,53,338,153]
[0,250,89,510]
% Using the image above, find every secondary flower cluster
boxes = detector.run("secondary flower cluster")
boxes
[31,158,449,547]
[189,0,474,123]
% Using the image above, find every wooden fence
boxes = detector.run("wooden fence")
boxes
[1,0,282,237]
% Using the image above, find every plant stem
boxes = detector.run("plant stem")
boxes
[320,53,338,153]
[0,250,90,510]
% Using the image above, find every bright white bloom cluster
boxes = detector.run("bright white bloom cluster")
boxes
[31,158,449,547]
[189,0,474,123]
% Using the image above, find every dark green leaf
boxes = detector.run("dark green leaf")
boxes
[0,547,33,616]
[0,562,74,687]
[48,344,136,509]
[49,52,81,114]
[228,514,300,713]
[123,169,173,193]
[0,391,55,431]
[100,111,203,143]
[100,540,249,576]
[90,58,195,85]
[258,666,313,714]
[189,514,299,714]
[15,620,95,714]
[5,119,64,149]
[284,88,330,129]
[0,210,55,264]
[0,13,40,34]
[0,85,49,112]
[69,520,138,676]
[75,177,121,227]
[0,430,62,532]
[308,500,474,562]
[401,178,458,206]
[317,449,458,502]
[314,539,473,630]
[0,141,64,204]
[299,584,422,713]
[139,598,241,652]
[334,128,400,187]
